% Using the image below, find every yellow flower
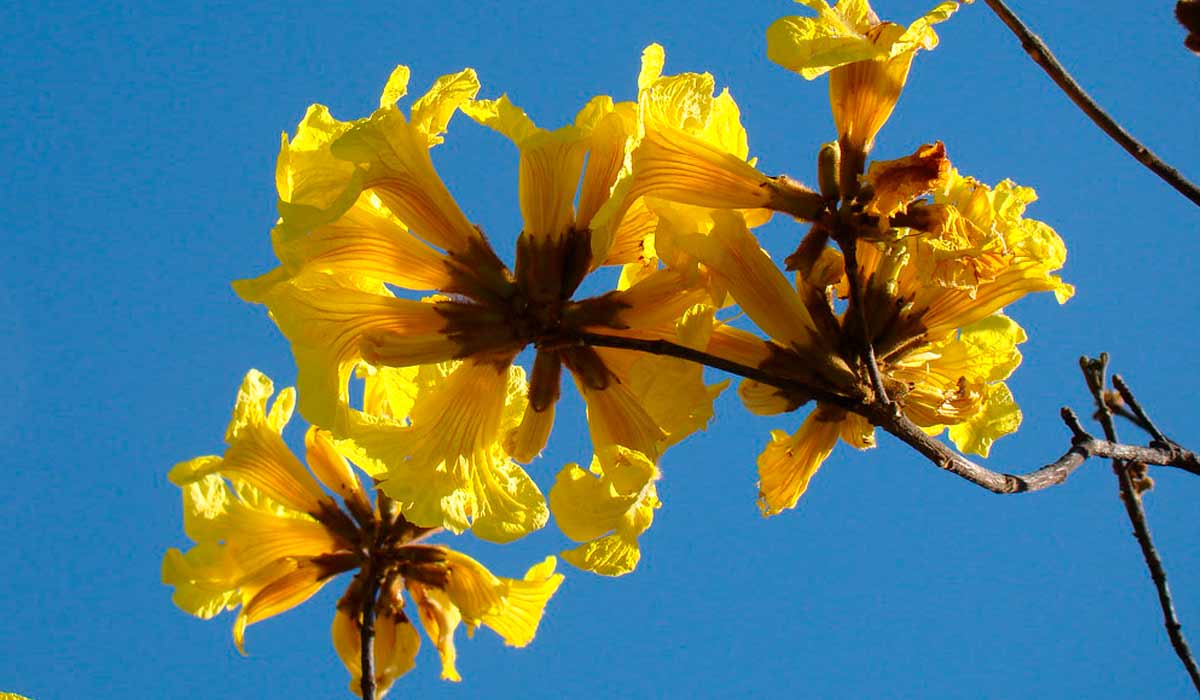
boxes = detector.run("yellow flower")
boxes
[550,446,660,576]
[163,370,563,696]
[682,155,1068,514]
[596,44,822,255]
[335,361,549,543]
[767,0,967,157]
[235,59,726,539]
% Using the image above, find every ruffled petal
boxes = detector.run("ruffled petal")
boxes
[550,446,660,576]
[757,405,844,515]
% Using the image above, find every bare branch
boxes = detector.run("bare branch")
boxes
[571,330,861,412]
[574,331,1200,491]
[1081,356,1200,694]
[1112,374,1171,445]
[870,404,1198,494]
[982,0,1200,207]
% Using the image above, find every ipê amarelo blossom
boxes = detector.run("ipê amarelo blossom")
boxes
[161,370,563,695]
[672,142,1070,515]
[767,0,969,177]
[233,56,728,545]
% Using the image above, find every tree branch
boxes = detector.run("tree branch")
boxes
[572,330,861,412]
[870,403,1199,494]
[1112,373,1171,445]
[574,331,1200,491]
[982,0,1200,207]
[1082,358,1200,693]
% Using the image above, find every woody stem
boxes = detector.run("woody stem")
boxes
[982,0,1200,206]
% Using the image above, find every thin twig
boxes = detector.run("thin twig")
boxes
[871,405,1196,494]
[572,330,860,412]
[1082,356,1200,694]
[1113,374,1170,445]
[982,0,1200,207]
[1060,406,1090,441]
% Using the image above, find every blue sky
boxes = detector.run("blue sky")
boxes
[4,1,1200,697]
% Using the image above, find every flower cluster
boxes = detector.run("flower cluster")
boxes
[164,0,1071,695]
[163,371,561,695]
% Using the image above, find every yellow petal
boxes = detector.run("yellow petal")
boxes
[205,371,339,517]
[233,559,335,654]
[305,428,373,520]
[410,68,481,147]
[947,382,1022,457]
[331,106,480,255]
[828,27,914,152]
[275,104,362,232]
[462,94,541,146]
[237,276,457,430]
[482,557,563,646]
[767,1,962,78]
[738,379,799,416]
[408,583,463,682]
[550,447,660,576]
[354,362,547,541]
[577,107,635,229]
[333,581,421,697]
[378,65,411,108]
[628,126,774,211]
[517,130,588,240]
[505,401,556,463]
[757,406,843,516]
[561,533,642,577]
[572,369,666,461]
[680,211,819,350]
[442,551,563,646]
[598,309,728,447]
[220,501,345,576]
[268,194,455,292]
[838,411,877,450]
[467,452,550,544]
[169,464,231,541]
[766,9,885,80]
[161,544,241,619]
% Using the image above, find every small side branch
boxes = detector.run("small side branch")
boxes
[1082,357,1200,694]
[1112,373,1171,445]
[574,331,1200,492]
[982,0,1200,207]
[1114,458,1200,694]
[572,330,861,412]
[872,405,1197,494]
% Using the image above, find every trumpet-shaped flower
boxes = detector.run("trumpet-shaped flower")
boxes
[235,56,727,540]
[681,144,1069,514]
[163,370,562,696]
[596,44,823,264]
[767,0,968,159]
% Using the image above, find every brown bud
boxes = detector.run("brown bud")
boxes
[528,349,563,412]
[562,345,612,391]
[818,142,841,200]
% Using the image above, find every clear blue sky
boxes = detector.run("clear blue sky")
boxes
[4,1,1199,697]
